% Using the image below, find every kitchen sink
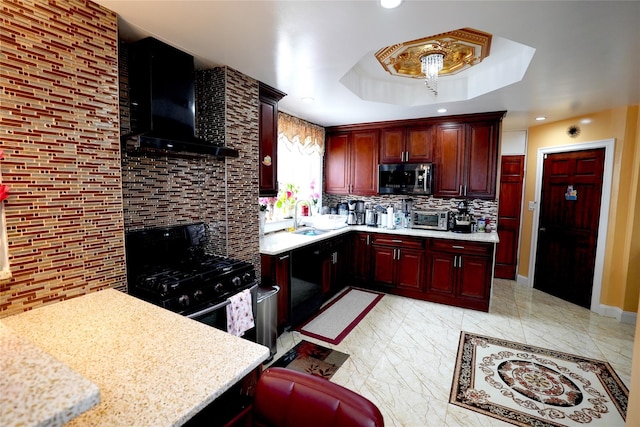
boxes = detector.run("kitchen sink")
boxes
[292,228,329,236]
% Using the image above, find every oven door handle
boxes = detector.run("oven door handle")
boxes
[186,282,259,320]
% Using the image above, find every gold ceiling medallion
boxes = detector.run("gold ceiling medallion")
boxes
[375,28,493,95]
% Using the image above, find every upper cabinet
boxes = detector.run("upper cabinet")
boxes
[326,111,505,200]
[259,83,286,197]
[379,125,434,164]
[325,130,378,196]
[433,117,502,199]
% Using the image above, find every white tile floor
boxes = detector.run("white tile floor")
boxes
[269,279,636,426]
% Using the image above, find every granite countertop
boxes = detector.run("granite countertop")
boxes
[260,224,499,255]
[0,323,100,427]
[1,289,270,427]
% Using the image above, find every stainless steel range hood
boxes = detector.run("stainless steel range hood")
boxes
[121,37,238,158]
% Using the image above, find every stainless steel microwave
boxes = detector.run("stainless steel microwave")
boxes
[411,210,450,231]
[378,163,433,195]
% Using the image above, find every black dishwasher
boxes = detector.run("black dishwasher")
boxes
[290,243,324,327]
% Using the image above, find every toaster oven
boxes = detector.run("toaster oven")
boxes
[411,210,450,231]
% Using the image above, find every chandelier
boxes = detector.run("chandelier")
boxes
[421,52,444,95]
[374,28,493,97]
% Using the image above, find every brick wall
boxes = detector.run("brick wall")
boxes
[0,0,125,317]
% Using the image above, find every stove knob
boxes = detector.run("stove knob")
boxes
[178,295,190,307]
[193,290,204,301]
[242,272,253,284]
[214,283,224,293]
[231,276,241,288]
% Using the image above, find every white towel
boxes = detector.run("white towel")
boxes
[226,289,255,337]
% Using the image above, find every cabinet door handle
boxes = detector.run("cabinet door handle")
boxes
[459,185,463,196]
[453,255,457,268]
[392,239,402,243]
[464,185,468,196]
[405,151,409,162]
[366,235,370,245]
[452,245,465,249]
[279,254,290,261]
[397,249,401,259]
[459,256,463,268]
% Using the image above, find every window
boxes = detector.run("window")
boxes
[262,113,325,221]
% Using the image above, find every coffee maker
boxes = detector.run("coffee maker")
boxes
[451,200,473,233]
[355,200,365,225]
[346,200,356,225]
[400,198,413,228]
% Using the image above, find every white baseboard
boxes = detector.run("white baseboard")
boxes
[599,304,638,325]
[516,274,530,287]
[512,275,636,325]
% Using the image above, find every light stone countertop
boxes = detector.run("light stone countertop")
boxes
[260,224,499,256]
[0,323,100,427]
[1,288,270,427]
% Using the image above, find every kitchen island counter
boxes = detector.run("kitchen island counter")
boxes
[1,288,269,427]
[260,224,499,255]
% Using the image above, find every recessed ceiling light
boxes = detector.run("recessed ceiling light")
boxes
[301,97,315,103]
[437,108,447,113]
[380,0,402,9]
[535,116,547,121]
[580,118,592,124]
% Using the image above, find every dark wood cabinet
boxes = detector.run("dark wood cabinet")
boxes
[260,252,291,331]
[320,236,347,298]
[324,132,350,194]
[370,235,425,294]
[434,116,502,200]
[466,120,499,198]
[258,83,285,197]
[380,126,433,164]
[327,111,504,199]
[324,130,378,196]
[351,232,372,285]
[425,239,493,311]
[434,123,466,198]
[495,155,525,279]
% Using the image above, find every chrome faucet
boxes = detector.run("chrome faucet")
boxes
[293,199,313,230]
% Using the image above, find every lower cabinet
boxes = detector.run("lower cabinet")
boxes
[320,236,347,298]
[262,233,495,330]
[351,232,372,286]
[425,239,493,311]
[370,235,425,296]
[260,252,291,332]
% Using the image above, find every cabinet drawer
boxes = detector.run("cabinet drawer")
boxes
[371,235,425,249]
[429,238,492,256]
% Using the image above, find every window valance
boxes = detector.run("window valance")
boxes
[278,112,325,155]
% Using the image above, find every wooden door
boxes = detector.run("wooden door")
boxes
[395,248,424,291]
[350,130,379,195]
[324,133,350,194]
[406,125,433,163]
[534,148,605,308]
[352,233,371,285]
[434,123,465,198]
[426,251,456,296]
[466,121,499,199]
[495,155,525,279]
[371,245,395,286]
[379,128,405,164]
[258,98,277,196]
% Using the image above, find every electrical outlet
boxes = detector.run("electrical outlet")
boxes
[528,201,537,211]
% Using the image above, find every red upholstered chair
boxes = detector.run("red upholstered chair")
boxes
[252,367,384,427]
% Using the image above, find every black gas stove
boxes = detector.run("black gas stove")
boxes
[125,223,257,319]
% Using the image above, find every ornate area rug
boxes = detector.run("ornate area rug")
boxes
[450,332,628,427]
[269,340,349,379]
[297,287,384,344]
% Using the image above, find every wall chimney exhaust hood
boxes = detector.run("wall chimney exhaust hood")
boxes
[121,37,238,158]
